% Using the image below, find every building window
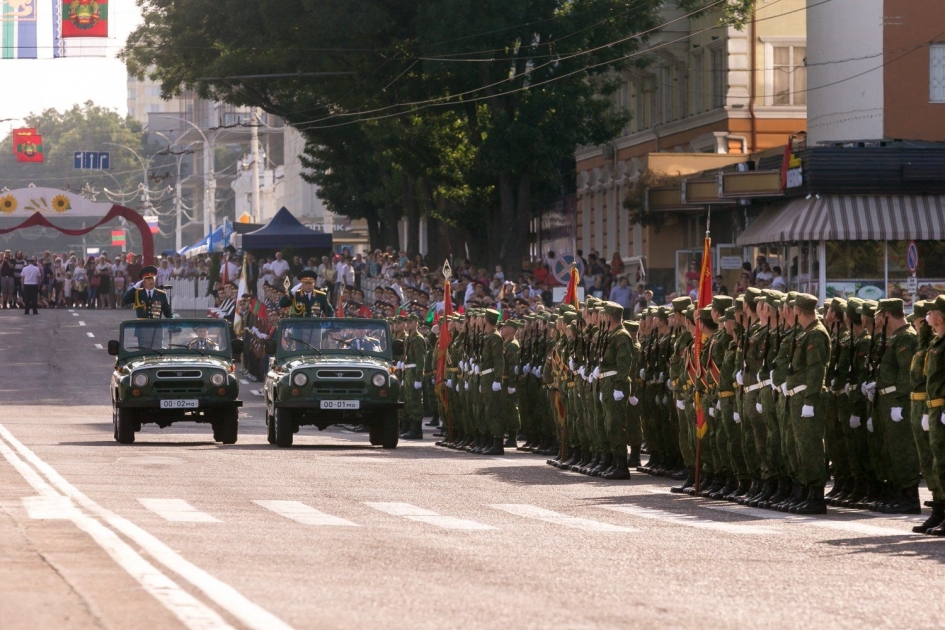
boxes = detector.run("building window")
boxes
[710,47,725,109]
[660,66,672,123]
[772,45,807,105]
[677,66,688,120]
[932,44,945,103]
[692,51,704,114]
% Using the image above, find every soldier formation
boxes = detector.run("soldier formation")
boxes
[391,288,945,535]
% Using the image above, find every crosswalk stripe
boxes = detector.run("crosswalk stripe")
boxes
[599,504,779,535]
[254,500,359,527]
[138,499,221,523]
[703,504,909,537]
[491,504,637,532]
[365,502,495,530]
[78,321,86,326]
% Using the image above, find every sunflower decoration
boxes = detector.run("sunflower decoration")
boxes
[52,194,72,213]
[0,195,16,214]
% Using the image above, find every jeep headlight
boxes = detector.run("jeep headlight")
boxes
[292,372,308,387]
[210,372,226,386]
[372,373,387,387]
[133,372,149,387]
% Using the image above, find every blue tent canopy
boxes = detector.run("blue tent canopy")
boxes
[180,220,233,258]
[241,207,332,251]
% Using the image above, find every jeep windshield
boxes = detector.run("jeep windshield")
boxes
[277,319,390,358]
[120,320,232,356]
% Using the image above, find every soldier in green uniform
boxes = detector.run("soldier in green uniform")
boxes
[123,266,173,319]
[871,298,920,513]
[823,298,853,503]
[477,308,506,455]
[719,306,751,499]
[921,296,945,535]
[908,301,943,529]
[500,318,521,448]
[624,319,644,469]
[705,298,735,498]
[769,293,803,510]
[741,288,777,506]
[594,302,633,479]
[669,297,695,493]
[400,314,427,440]
[278,270,334,317]
[784,293,830,514]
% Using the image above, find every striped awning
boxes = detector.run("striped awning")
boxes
[737,195,945,245]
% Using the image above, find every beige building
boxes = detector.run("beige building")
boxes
[574,1,808,295]
[126,74,184,128]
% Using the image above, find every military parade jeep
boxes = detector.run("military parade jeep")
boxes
[108,319,244,444]
[263,317,404,448]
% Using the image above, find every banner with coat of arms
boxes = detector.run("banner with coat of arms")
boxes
[61,0,106,38]
[12,128,44,163]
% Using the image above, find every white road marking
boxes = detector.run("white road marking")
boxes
[599,504,779,535]
[0,423,293,630]
[254,500,359,527]
[78,321,86,326]
[94,343,104,350]
[0,435,235,629]
[139,499,222,523]
[491,504,638,532]
[72,312,79,316]
[86,332,95,338]
[68,309,75,313]
[365,502,495,530]
[251,389,263,397]
[703,504,910,537]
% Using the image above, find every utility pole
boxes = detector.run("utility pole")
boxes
[250,108,262,223]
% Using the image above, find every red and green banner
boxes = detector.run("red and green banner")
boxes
[62,0,108,38]
[693,233,712,440]
[13,130,43,163]
[111,229,125,246]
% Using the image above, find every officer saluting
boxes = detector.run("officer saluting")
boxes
[279,270,334,317]
[122,265,172,319]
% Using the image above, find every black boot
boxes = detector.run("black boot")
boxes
[747,478,777,508]
[840,479,869,508]
[697,473,717,497]
[705,476,727,499]
[561,447,579,468]
[628,446,642,468]
[913,501,945,534]
[760,477,791,510]
[793,484,827,514]
[579,452,600,475]
[504,435,517,449]
[481,437,505,456]
[425,417,440,427]
[825,478,845,501]
[736,480,761,505]
[712,476,738,500]
[517,436,534,452]
[601,455,632,480]
[571,449,591,472]
[671,470,695,494]
[401,422,423,440]
[883,485,922,515]
[771,479,796,511]
[727,479,752,502]
[591,453,613,477]
[785,484,811,513]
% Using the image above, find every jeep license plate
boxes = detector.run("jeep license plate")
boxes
[160,399,199,409]
[320,400,360,410]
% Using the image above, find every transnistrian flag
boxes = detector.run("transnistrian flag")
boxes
[693,233,713,440]
[12,128,36,154]
[62,0,107,38]
[1,0,38,59]
[111,229,125,246]
[13,130,44,163]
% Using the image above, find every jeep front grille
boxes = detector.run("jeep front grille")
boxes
[315,370,364,379]
[156,370,202,379]
[154,381,206,395]
[313,382,366,395]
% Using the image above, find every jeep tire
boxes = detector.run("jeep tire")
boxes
[217,408,239,445]
[370,410,399,449]
[116,407,136,444]
[266,409,276,444]
[274,407,294,448]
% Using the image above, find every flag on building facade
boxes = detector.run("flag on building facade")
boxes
[693,233,712,440]
[61,0,107,38]
[1,0,38,59]
[13,130,44,163]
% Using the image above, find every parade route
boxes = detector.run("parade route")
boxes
[2,309,944,630]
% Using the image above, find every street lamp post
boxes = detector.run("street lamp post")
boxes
[103,142,157,213]
[154,115,216,237]
[155,132,198,252]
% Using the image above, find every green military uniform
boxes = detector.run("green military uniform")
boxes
[123,285,173,319]
[279,288,334,317]
[501,320,522,447]
[479,309,505,453]
[921,296,945,534]
[401,318,427,439]
[596,302,633,479]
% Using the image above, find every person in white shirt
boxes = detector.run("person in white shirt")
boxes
[156,259,173,287]
[770,265,787,291]
[269,252,290,283]
[20,258,43,314]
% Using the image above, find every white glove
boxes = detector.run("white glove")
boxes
[867,418,874,432]
[613,390,625,401]
[397,361,404,371]
[414,381,422,390]
[524,363,531,372]
[431,378,436,386]
[656,395,661,404]
[850,415,861,429]
[514,366,519,375]
[659,372,665,381]
[676,400,685,410]
[508,387,516,394]
[736,371,743,385]
[891,407,903,422]
[568,359,574,370]
[491,381,501,392]
[709,407,716,418]
[474,365,480,375]
[662,396,668,404]
[479,385,483,393]
[464,382,469,390]
[599,393,603,402]
[769,371,775,383]
[629,396,639,406]
[639,369,646,379]
[446,379,453,388]
[781,383,788,397]
[733,412,741,424]
[578,367,585,378]
[459,360,466,371]
[592,367,601,380]
[534,367,541,377]
[134,280,143,289]
[770,380,778,392]
[863,382,876,397]
[756,403,763,414]
[715,402,721,410]
[922,414,930,431]
[801,405,814,418]
[455,384,460,392]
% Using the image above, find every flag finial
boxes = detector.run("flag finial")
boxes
[441,259,452,281]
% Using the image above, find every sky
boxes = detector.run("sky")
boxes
[0,1,142,137]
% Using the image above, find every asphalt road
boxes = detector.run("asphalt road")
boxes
[2,308,944,630]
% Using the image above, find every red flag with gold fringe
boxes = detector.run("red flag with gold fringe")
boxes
[563,264,579,308]
[693,234,713,439]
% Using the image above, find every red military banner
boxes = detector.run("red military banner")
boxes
[693,233,712,440]
[13,132,44,163]
[62,0,108,38]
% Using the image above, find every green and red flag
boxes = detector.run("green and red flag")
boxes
[111,229,125,246]
[63,0,108,38]
[693,233,713,440]
[13,130,43,163]
[563,264,580,309]
[12,129,35,155]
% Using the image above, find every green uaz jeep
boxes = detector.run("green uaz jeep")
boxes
[108,319,244,444]
[263,317,404,448]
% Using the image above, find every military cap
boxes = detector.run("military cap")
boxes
[139,265,158,280]
[762,289,785,301]
[734,297,744,313]
[405,313,420,322]
[602,301,624,319]
[829,297,847,316]
[930,295,945,313]
[698,306,714,326]
[624,320,640,333]
[671,296,692,313]
[585,296,601,308]
[913,301,930,318]
[711,295,734,312]
[720,306,735,322]
[563,312,577,324]
[858,301,878,318]
[744,287,762,305]
[877,298,904,315]
[655,308,670,322]
[484,308,500,325]
[845,297,864,316]
[297,269,317,282]
[501,318,520,329]
[795,293,818,312]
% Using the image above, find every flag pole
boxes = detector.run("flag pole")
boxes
[693,208,711,496]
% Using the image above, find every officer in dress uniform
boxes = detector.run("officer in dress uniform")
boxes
[279,270,334,317]
[188,323,220,351]
[122,265,173,319]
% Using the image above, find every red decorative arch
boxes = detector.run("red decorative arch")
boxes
[0,189,154,264]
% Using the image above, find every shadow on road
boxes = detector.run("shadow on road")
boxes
[472,464,654,486]
[822,535,945,563]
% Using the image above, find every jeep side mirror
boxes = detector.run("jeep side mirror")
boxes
[265,338,277,355]
[107,340,120,356]
[392,339,405,356]
[231,339,244,356]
